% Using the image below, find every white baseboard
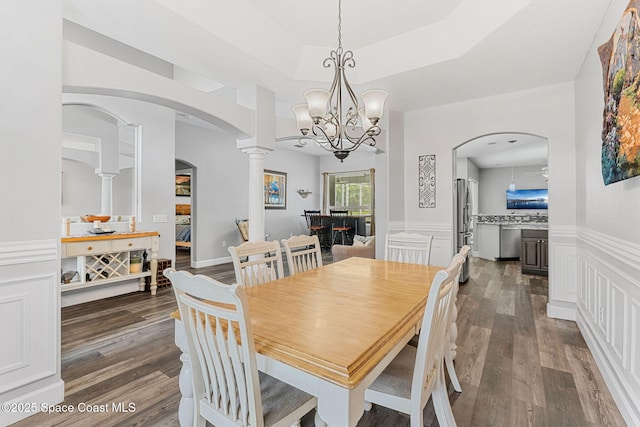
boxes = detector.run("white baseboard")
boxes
[577,309,640,426]
[0,379,64,425]
[546,300,576,321]
[192,256,232,268]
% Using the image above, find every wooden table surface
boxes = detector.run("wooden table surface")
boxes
[243,257,443,388]
[61,230,159,242]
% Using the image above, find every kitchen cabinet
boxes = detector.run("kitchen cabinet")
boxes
[521,229,548,275]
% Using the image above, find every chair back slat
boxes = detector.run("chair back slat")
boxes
[411,255,464,405]
[228,240,284,287]
[385,232,433,265]
[282,235,323,276]
[166,270,263,427]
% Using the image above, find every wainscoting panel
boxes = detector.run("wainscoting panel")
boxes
[630,298,640,387]
[597,272,610,339]
[587,264,596,321]
[576,228,640,426]
[388,222,454,267]
[0,240,63,426]
[610,282,627,368]
[0,274,57,394]
[547,226,577,320]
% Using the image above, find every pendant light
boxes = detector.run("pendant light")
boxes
[292,0,388,162]
[508,140,516,191]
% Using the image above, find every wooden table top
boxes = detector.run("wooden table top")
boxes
[243,257,443,388]
[61,231,159,243]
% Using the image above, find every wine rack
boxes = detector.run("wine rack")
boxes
[85,252,128,282]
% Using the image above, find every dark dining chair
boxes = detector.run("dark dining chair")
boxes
[330,209,351,245]
[304,210,327,244]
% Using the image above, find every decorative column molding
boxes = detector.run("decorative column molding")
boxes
[243,148,269,241]
[97,172,116,216]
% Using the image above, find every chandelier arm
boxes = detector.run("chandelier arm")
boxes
[340,51,359,107]
[324,51,340,96]
[343,124,381,144]
[311,124,342,151]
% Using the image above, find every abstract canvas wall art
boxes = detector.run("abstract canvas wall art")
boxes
[418,154,436,208]
[599,0,640,185]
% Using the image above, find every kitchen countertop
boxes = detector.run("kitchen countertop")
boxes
[476,222,548,228]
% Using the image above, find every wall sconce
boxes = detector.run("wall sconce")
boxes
[297,189,312,198]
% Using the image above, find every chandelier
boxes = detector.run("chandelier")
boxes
[292,0,388,162]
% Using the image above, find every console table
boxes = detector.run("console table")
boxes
[61,231,160,295]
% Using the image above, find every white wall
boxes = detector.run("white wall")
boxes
[175,122,248,265]
[478,165,549,214]
[403,82,577,312]
[574,0,640,424]
[63,94,176,260]
[176,122,321,267]
[0,1,64,424]
[265,148,321,242]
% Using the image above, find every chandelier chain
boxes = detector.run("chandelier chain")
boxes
[338,0,342,50]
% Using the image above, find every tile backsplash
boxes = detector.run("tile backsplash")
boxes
[474,214,548,224]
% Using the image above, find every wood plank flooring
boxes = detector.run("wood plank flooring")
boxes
[11,252,626,426]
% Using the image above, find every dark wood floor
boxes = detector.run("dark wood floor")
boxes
[12,250,626,426]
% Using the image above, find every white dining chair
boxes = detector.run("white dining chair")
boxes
[228,240,285,287]
[445,245,471,393]
[385,232,433,265]
[364,255,464,427]
[281,234,323,276]
[165,269,317,427]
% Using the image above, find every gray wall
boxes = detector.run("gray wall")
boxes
[478,165,549,214]
[175,121,321,265]
[456,157,480,181]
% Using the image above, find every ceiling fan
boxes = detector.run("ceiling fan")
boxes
[524,166,548,181]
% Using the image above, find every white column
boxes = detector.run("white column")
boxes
[243,148,268,241]
[236,85,275,242]
[97,172,116,216]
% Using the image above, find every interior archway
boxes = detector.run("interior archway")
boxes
[453,131,549,289]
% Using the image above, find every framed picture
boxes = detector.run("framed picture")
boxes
[176,174,191,196]
[264,170,287,209]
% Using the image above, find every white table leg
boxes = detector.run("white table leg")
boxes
[149,248,158,295]
[316,380,365,427]
[174,319,194,427]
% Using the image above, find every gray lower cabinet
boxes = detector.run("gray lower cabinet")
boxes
[521,229,548,275]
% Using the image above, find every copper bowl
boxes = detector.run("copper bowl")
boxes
[81,215,111,223]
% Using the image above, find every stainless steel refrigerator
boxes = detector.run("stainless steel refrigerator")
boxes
[455,178,471,282]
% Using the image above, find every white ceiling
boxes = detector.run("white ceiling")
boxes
[455,133,548,169]
[63,0,609,161]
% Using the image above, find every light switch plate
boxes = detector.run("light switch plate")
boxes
[153,214,168,223]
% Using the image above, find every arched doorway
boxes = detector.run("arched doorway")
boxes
[453,132,549,284]
[175,159,196,269]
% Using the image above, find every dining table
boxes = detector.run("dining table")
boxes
[171,256,445,427]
